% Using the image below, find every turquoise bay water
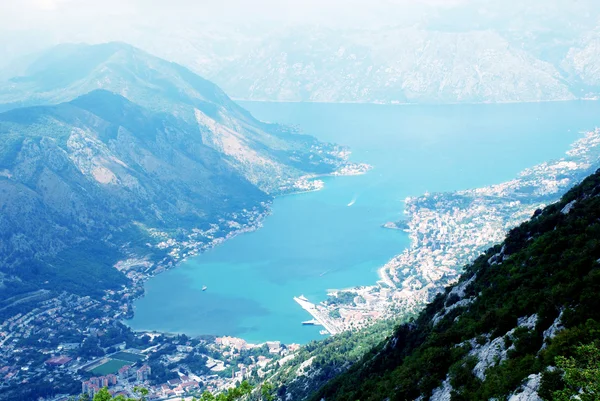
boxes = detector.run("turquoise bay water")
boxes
[128,100,600,344]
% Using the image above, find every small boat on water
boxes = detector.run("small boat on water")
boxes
[202,285,207,291]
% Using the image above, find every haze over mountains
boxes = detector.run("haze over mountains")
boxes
[4,0,600,104]
[0,42,352,310]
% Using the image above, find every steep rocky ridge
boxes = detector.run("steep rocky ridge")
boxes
[0,42,352,193]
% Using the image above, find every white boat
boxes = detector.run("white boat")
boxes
[202,285,207,291]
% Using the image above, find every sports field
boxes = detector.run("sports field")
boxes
[88,351,144,375]
[90,359,131,375]
[110,352,144,363]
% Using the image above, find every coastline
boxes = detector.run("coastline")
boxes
[302,128,600,337]
[119,161,372,333]
[236,97,593,107]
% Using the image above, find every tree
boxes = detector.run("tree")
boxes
[200,391,216,401]
[133,387,149,401]
[553,343,600,401]
[261,382,275,401]
[197,381,253,401]
[86,386,149,401]
[93,388,112,401]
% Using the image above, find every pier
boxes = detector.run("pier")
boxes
[294,296,341,335]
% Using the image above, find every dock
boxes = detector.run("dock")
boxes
[294,296,341,335]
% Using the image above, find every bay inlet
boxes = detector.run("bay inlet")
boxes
[127,100,600,344]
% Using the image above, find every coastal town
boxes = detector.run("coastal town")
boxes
[0,287,296,401]
[0,156,370,401]
[293,129,600,333]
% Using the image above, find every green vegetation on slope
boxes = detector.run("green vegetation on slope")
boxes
[551,343,600,401]
[309,169,600,401]
[262,318,405,401]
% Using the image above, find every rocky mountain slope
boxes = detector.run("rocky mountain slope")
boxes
[306,170,600,401]
[0,43,354,314]
[0,42,352,193]
[210,26,575,104]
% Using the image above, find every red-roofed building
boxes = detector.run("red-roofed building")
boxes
[106,374,118,386]
[136,364,151,382]
[181,381,199,391]
[45,356,73,367]
[86,384,100,398]
[167,378,181,386]
[118,365,132,377]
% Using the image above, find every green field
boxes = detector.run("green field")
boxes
[90,359,131,375]
[110,352,144,363]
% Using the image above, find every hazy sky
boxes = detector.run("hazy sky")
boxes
[1,0,598,71]
[0,0,469,64]
[3,0,597,35]
[0,0,466,30]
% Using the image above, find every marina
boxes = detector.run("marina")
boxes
[294,296,342,335]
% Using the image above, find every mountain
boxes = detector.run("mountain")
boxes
[5,2,600,105]
[304,170,600,401]
[0,42,353,193]
[562,27,600,98]
[4,1,600,105]
[208,26,575,104]
[0,43,354,316]
[133,2,600,104]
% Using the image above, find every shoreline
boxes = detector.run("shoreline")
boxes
[236,97,595,107]
[121,163,372,340]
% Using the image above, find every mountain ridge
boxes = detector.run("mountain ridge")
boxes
[0,42,357,194]
[0,43,357,320]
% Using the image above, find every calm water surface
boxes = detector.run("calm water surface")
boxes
[127,101,600,344]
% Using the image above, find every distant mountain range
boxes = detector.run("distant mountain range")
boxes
[5,2,600,105]
[0,42,353,310]
[56,1,597,105]
[207,26,578,104]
